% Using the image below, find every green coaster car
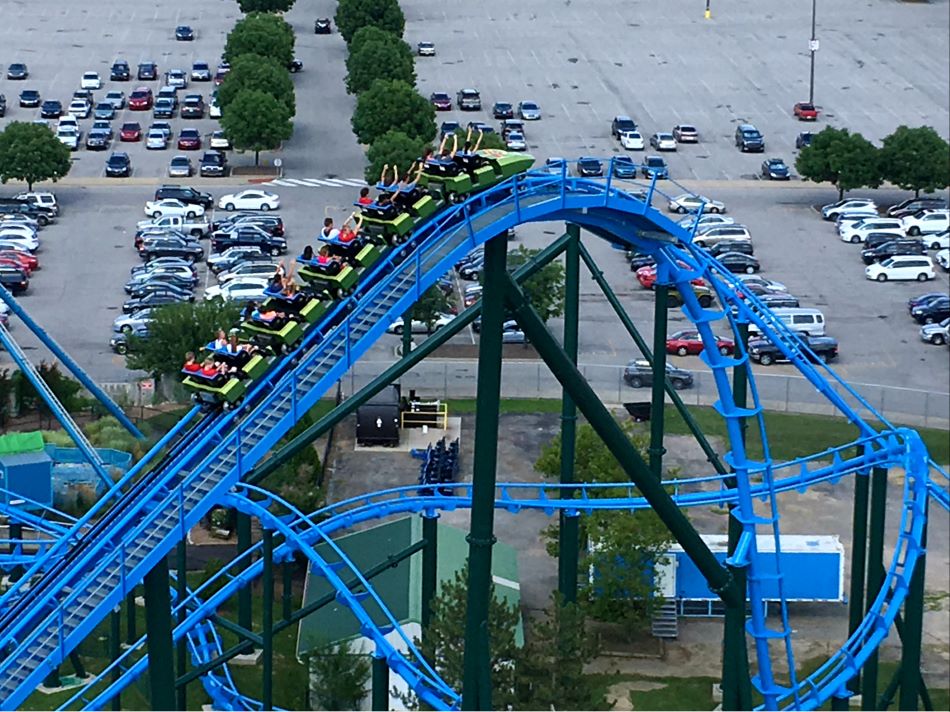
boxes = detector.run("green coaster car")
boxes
[182,374,248,404]
[298,263,359,292]
[242,318,305,349]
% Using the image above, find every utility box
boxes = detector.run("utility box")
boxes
[0,450,53,509]
[356,385,401,447]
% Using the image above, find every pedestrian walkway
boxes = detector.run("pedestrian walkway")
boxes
[260,177,368,188]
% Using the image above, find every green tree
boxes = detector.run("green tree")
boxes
[345,30,415,94]
[0,369,13,428]
[0,121,72,191]
[796,126,881,199]
[879,125,950,197]
[403,563,521,710]
[218,53,296,116]
[308,641,371,710]
[237,0,295,11]
[352,79,436,145]
[410,284,455,333]
[125,300,242,378]
[506,245,566,322]
[224,12,295,67]
[516,594,612,710]
[335,0,406,44]
[220,89,294,165]
[364,129,426,184]
[535,421,675,636]
[347,25,399,57]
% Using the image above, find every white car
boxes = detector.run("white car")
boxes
[208,94,221,118]
[218,190,280,211]
[386,313,454,335]
[0,233,40,252]
[822,198,877,220]
[679,213,734,231]
[902,210,949,237]
[218,261,280,283]
[0,223,38,241]
[619,131,644,150]
[144,199,205,219]
[104,90,126,109]
[210,130,231,150]
[166,69,188,88]
[145,129,169,150]
[738,275,787,292]
[204,278,269,302]
[56,126,81,150]
[926,232,950,251]
[67,99,91,119]
[57,115,79,132]
[668,193,726,214]
[651,132,677,151]
[865,255,935,282]
[936,248,949,271]
[80,71,102,89]
[835,211,880,231]
[505,131,526,151]
[839,218,903,244]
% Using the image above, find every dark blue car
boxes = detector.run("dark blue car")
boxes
[612,156,637,179]
[641,155,669,179]
[576,157,604,177]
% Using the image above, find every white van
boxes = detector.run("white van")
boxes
[693,225,752,248]
[14,191,59,216]
[749,307,826,337]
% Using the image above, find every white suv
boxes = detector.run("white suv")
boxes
[692,225,751,248]
[865,255,935,282]
[902,210,949,236]
[839,218,903,244]
[822,198,877,220]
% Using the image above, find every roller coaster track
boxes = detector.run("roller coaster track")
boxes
[0,162,942,710]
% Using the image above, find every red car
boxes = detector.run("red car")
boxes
[793,102,818,121]
[636,264,705,290]
[0,249,39,273]
[0,257,31,276]
[430,92,453,111]
[666,329,734,356]
[178,128,202,150]
[128,87,154,110]
[119,122,142,141]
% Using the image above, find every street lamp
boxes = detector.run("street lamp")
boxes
[808,0,818,104]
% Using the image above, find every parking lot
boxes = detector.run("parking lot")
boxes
[0,0,946,407]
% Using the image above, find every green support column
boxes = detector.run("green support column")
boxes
[898,499,928,711]
[237,512,253,635]
[722,321,752,711]
[847,465,871,697]
[421,514,439,631]
[461,234,507,711]
[144,557,176,711]
[110,607,121,711]
[126,590,137,645]
[501,272,741,607]
[558,225,581,604]
[862,466,888,710]
[176,539,188,710]
[649,283,669,479]
[262,530,274,711]
[372,654,389,711]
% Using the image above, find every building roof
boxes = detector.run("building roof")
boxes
[297,516,521,657]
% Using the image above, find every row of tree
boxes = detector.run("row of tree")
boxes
[0,121,73,192]
[797,125,950,199]
[218,12,297,165]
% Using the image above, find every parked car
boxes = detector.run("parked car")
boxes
[668,193,726,214]
[919,318,949,345]
[137,235,203,262]
[861,238,925,264]
[761,157,790,180]
[152,98,176,118]
[623,360,694,389]
[180,94,205,119]
[902,210,949,236]
[910,295,950,325]
[191,61,212,82]
[612,156,637,179]
[67,98,91,118]
[110,60,131,81]
[7,63,29,80]
[709,239,754,258]
[641,155,669,179]
[154,185,213,208]
[887,197,948,218]
[678,213,735,231]
[666,329,734,356]
[500,119,525,139]
[748,336,838,366]
[793,102,819,120]
[199,151,228,177]
[40,100,63,119]
[144,128,168,150]
[105,152,131,177]
[619,131,644,150]
[144,199,205,219]
[168,155,194,177]
[110,324,151,355]
[492,102,514,119]
[0,265,29,294]
[218,190,280,212]
[692,225,752,248]
[119,122,142,142]
[209,130,231,150]
[839,218,903,244]
[716,252,760,274]
[122,289,191,314]
[611,115,638,138]
[80,71,101,89]
[56,125,81,150]
[314,18,332,34]
[575,157,604,177]
[177,128,202,150]
[126,279,194,301]
[211,213,284,236]
[505,131,527,151]
[210,225,286,255]
[138,61,158,81]
[822,198,877,220]
[128,87,154,110]
[18,89,41,108]
[207,246,269,274]
[204,278,269,302]
[735,124,765,152]
[795,132,814,149]
[518,101,541,120]
[865,255,935,282]
[175,25,195,41]
[387,313,454,335]
[456,89,481,111]
[936,248,950,271]
[650,132,677,151]
[924,231,949,251]
[417,41,435,56]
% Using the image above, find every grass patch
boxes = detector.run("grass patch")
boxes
[447,398,564,415]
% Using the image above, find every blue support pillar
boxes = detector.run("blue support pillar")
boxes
[0,284,143,439]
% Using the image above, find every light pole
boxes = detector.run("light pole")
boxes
[808,0,818,104]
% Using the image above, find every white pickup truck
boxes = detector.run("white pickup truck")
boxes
[135,214,210,238]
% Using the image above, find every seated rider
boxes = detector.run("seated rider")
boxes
[301,245,315,262]
[392,164,425,208]
[320,217,340,241]
[357,187,373,206]
[455,129,485,170]
[182,351,201,373]
[424,134,459,176]
[378,164,400,193]
[338,213,363,244]
[213,329,227,350]
[241,300,258,323]
[198,357,227,382]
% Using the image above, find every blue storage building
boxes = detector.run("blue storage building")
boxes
[0,450,53,510]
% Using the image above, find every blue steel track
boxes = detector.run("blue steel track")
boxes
[0,163,945,710]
